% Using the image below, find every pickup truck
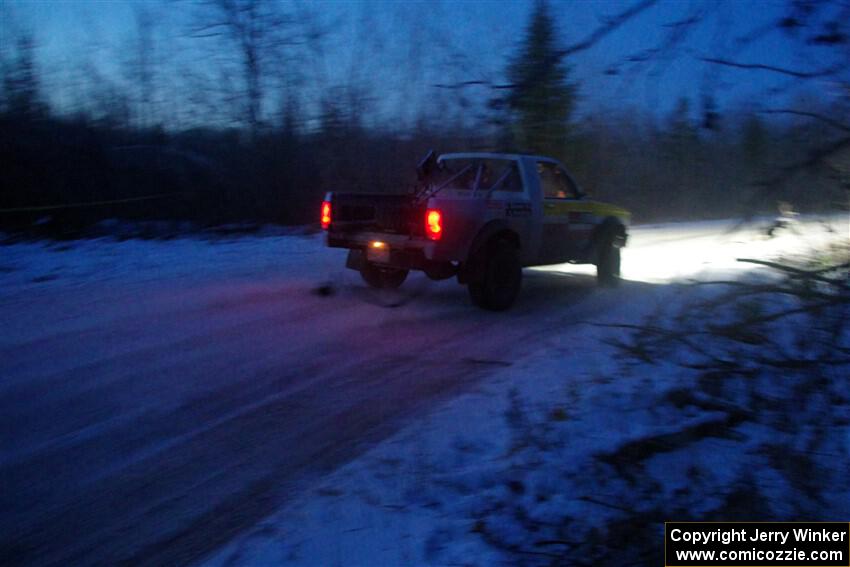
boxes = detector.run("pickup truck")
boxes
[322,151,630,310]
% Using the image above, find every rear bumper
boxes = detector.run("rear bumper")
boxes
[327,230,430,252]
[328,231,454,274]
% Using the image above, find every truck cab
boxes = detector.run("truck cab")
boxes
[323,152,629,310]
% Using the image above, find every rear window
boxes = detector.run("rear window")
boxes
[433,159,523,192]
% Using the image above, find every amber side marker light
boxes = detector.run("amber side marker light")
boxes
[321,201,332,230]
[370,241,387,249]
[425,208,442,240]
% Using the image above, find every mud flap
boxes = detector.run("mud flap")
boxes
[346,249,365,271]
[457,246,487,284]
[425,262,457,281]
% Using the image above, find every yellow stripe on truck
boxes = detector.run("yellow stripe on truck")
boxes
[543,200,630,220]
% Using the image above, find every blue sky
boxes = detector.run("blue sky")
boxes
[2,0,844,129]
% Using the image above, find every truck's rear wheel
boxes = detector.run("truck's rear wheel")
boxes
[596,235,621,287]
[360,262,408,289]
[468,240,522,311]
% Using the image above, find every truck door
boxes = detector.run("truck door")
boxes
[538,162,591,263]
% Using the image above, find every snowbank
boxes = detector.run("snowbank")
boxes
[204,216,849,566]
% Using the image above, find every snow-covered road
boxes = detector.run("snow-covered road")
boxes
[0,216,845,565]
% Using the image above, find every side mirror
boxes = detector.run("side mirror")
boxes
[417,149,436,180]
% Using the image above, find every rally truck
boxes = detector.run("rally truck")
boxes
[321,151,630,311]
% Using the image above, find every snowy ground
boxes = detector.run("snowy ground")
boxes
[1,215,847,565]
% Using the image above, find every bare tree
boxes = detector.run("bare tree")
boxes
[644,2,848,210]
[2,33,46,119]
[132,6,157,129]
[193,0,300,134]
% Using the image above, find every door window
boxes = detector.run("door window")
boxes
[538,162,579,199]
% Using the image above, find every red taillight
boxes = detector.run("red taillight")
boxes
[321,201,332,230]
[425,208,442,240]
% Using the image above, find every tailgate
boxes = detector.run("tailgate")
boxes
[329,193,418,234]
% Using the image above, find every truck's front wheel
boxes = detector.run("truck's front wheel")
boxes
[360,262,408,289]
[468,240,522,311]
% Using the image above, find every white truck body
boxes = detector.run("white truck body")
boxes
[324,152,630,309]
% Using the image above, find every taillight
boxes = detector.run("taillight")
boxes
[425,208,442,240]
[321,200,332,230]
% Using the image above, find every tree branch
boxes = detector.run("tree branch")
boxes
[621,8,706,65]
[760,109,850,133]
[699,57,845,78]
[727,135,850,223]
[432,0,658,91]
[557,0,659,58]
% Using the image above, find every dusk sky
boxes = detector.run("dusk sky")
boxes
[2,0,846,129]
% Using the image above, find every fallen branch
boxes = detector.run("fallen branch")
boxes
[594,322,736,366]
[754,355,850,369]
[737,258,850,287]
[688,280,836,302]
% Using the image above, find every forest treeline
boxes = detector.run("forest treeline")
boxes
[1,1,847,237]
